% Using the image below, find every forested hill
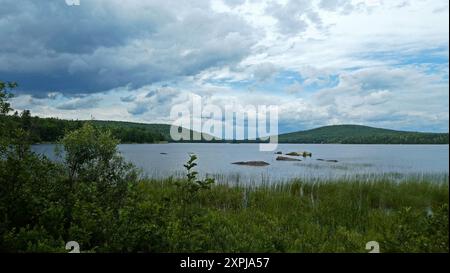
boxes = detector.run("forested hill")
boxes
[278,125,449,144]
[2,113,448,144]
[1,113,213,144]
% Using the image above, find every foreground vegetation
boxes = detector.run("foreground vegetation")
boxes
[1,81,449,253]
[1,151,449,253]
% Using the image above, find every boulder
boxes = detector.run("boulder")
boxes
[232,161,270,166]
[276,156,302,162]
[317,158,338,163]
[286,151,312,157]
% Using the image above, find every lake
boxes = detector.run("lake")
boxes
[32,143,449,184]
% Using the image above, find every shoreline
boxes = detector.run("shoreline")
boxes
[32,142,450,145]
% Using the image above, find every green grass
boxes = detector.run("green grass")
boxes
[124,176,449,253]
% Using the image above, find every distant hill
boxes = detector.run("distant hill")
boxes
[3,113,448,144]
[91,120,175,142]
[277,125,449,144]
[1,115,216,144]
[91,120,216,143]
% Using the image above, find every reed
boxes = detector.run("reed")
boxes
[134,174,449,253]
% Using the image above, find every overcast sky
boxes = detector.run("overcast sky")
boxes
[1,0,449,133]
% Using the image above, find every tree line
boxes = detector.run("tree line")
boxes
[278,125,449,144]
[1,111,166,144]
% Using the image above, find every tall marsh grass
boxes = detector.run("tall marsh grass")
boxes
[135,174,449,253]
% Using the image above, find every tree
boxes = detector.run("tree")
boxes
[0,81,16,145]
[59,123,138,187]
[0,81,67,252]
[20,110,32,131]
[0,81,16,115]
[57,123,139,243]
[58,123,138,217]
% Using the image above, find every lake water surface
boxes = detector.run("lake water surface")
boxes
[33,143,449,184]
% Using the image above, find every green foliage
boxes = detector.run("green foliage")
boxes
[0,84,67,251]
[0,81,16,115]
[121,177,448,253]
[380,203,449,252]
[0,89,139,251]
[0,115,167,144]
[59,123,129,182]
[0,81,18,153]
[175,154,215,199]
[279,124,449,144]
[57,123,139,250]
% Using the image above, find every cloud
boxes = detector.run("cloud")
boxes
[319,0,354,13]
[362,90,392,106]
[285,81,304,94]
[145,87,179,104]
[125,86,181,116]
[56,96,101,110]
[433,4,449,13]
[10,63,449,133]
[3,0,449,133]
[0,0,256,95]
[252,62,278,82]
[223,0,246,7]
[266,0,311,34]
[120,95,136,103]
[128,102,150,115]
[311,65,448,130]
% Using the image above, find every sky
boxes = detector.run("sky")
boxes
[1,0,449,134]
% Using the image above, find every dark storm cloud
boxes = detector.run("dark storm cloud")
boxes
[0,0,256,95]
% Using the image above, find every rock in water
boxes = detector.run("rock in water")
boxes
[286,151,312,157]
[317,158,338,163]
[276,156,302,162]
[232,161,270,166]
